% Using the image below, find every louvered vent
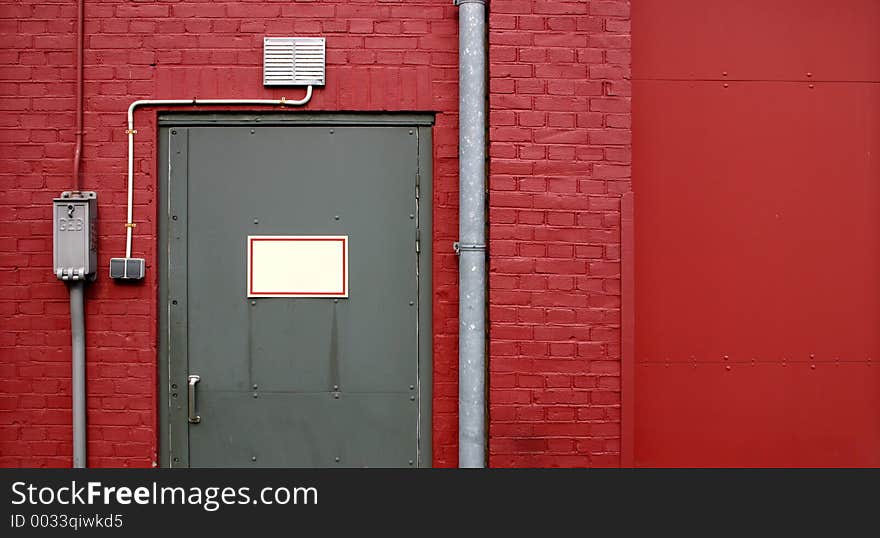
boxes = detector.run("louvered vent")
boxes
[263,37,326,86]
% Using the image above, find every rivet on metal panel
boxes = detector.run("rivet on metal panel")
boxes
[806,72,813,77]
[253,218,259,224]
[409,130,414,135]
[253,392,258,398]
[408,460,414,466]
[723,83,729,88]
[250,129,255,134]
[173,457,179,463]
[409,385,414,391]
[172,393,177,398]
[409,301,414,306]
[725,366,731,371]
[333,298,338,304]
[251,456,257,462]
[810,354,815,359]
[722,72,727,77]
[333,393,339,399]
[409,395,415,401]
[335,457,340,463]
[251,300,256,306]
[171,130,177,135]
[809,84,814,89]
[252,384,258,390]
[329,129,334,134]
[723,355,729,361]
[172,300,178,305]
[409,214,414,219]
[172,215,178,221]
[334,215,340,220]
[171,384,177,389]
[811,364,816,370]
[333,385,338,391]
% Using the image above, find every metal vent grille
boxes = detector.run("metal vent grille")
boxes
[263,37,326,87]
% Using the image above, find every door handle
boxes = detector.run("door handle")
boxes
[187,374,201,424]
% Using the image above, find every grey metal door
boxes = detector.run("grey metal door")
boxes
[159,115,433,467]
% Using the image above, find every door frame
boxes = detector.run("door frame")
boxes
[157,112,435,467]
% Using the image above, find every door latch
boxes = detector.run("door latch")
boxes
[187,375,201,424]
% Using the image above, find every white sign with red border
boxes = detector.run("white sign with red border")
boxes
[247,235,348,298]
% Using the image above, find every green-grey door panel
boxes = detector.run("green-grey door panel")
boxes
[186,126,419,395]
[161,120,429,467]
[189,393,418,468]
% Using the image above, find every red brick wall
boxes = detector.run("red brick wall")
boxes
[488,0,631,467]
[1,0,631,468]
[0,1,460,467]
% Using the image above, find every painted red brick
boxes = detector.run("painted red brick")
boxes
[0,1,460,468]
[489,0,631,467]
[2,0,630,469]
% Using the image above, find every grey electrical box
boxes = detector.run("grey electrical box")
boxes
[109,257,145,280]
[53,191,97,281]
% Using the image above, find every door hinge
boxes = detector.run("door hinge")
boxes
[415,229,421,253]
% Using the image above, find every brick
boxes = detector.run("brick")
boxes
[488,0,629,468]
[115,5,170,18]
[6,0,631,471]
[591,1,631,17]
[226,5,280,18]
[590,34,631,49]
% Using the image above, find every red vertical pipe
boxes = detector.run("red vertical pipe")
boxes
[72,0,84,191]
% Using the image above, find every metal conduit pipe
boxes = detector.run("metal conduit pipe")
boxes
[70,0,87,469]
[455,0,488,468]
[69,281,86,468]
[123,88,313,258]
[72,0,84,193]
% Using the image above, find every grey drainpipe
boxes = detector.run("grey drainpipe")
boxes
[455,0,488,468]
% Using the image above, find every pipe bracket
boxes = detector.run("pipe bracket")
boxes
[454,0,486,5]
[453,241,486,255]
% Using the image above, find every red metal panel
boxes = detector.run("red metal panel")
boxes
[633,1,880,466]
[634,0,880,82]
[621,192,635,467]
[636,81,880,362]
[636,363,880,467]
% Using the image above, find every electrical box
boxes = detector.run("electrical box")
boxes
[109,257,145,280]
[53,191,97,281]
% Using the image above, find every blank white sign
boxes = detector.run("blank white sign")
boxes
[247,236,348,297]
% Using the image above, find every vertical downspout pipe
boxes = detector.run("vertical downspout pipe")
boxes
[455,0,488,468]
[69,281,86,468]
